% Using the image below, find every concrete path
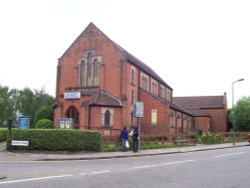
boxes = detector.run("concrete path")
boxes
[0,142,249,162]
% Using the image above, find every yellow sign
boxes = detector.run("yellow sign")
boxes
[151,110,157,125]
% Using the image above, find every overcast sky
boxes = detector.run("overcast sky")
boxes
[0,0,249,107]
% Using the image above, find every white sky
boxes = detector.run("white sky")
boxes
[0,0,249,108]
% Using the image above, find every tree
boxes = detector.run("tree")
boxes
[18,87,54,127]
[233,96,250,131]
[34,105,53,124]
[0,85,54,128]
[0,86,20,127]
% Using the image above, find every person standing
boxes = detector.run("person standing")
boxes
[120,127,128,151]
[132,127,139,152]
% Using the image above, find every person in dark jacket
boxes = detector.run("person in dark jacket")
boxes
[132,127,139,152]
[120,127,128,151]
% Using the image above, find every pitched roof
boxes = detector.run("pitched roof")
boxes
[113,42,172,89]
[173,96,226,109]
[187,109,210,117]
[81,89,122,107]
[169,102,192,115]
[94,90,122,107]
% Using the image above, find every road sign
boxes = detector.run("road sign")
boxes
[134,102,144,118]
[11,140,29,146]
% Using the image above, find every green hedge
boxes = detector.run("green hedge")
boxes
[35,119,53,129]
[6,129,102,151]
[0,128,8,142]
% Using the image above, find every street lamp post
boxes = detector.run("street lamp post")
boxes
[231,78,244,145]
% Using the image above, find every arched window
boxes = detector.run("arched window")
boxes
[104,110,111,127]
[79,51,101,87]
[80,60,86,87]
[160,85,165,99]
[87,52,92,78]
[93,59,99,77]
[169,111,175,128]
[131,68,135,85]
[66,106,79,129]
[141,75,148,90]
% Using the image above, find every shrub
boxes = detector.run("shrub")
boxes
[0,128,8,141]
[34,105,53,124]
[35,119,53,129]
[6,129,102,151]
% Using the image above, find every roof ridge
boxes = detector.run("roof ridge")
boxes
[173,95,224,98]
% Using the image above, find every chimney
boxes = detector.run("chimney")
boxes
[223,92,227,105]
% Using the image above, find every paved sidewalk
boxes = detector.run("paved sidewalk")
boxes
[0,142,249,162]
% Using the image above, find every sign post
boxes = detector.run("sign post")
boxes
[134,102,144,152]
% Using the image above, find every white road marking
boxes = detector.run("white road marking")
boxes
[91,171,110,174]
[133,159,194,169]
[0,175,73,185]
[213,152,245,158]
[80,171,110,176]
[160,160,195,166]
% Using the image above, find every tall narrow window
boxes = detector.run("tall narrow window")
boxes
[93,59,99,77]
[151,80,158,96]
[87,62,92,78]
[141,74,148,90]
[177,113,182,133]
[104,110,111,127]
[80,60,86,87]
[170,111,175,128]
[87,53,92,78]
[160,85,165,99]
[131,68,135,85]
[166,89,172,101]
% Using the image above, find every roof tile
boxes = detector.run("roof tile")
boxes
[173,96,225,109]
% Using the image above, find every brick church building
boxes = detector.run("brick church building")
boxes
[53,23,227,135]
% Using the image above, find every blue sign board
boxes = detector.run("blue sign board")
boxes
[18,116,30,129]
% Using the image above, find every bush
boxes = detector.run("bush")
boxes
[6,129,102,151]
[35,119,53,129]
[0,128,8,141]
[34,105,53,124]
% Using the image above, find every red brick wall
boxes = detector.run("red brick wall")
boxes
[89,107,122,130]
[54,24,125,129]
[139,88,170,134]
[202,108,227,132]
[194,117,210,133]
[57,24,124,98]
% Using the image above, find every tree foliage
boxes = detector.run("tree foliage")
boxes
[0,85,54,128]
[233,96,250,131]
[0,86,20,126]
[18,88,54,127]
[34,105,53,124]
